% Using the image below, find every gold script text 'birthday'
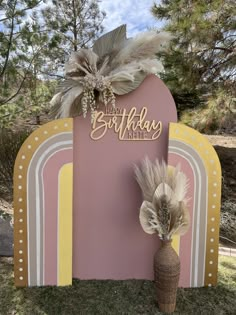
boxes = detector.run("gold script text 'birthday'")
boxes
[90,107,162,141]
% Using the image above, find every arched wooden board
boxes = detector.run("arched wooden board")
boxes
[73,75,178,281]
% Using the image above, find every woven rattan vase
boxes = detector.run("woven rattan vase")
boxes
[154,240,180,313]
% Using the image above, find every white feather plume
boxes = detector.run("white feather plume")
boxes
[134,158,190,240]
[174,172,189,202]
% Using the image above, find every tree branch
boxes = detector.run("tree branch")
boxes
[0,45,47,106]
[0,1,16,77]
[213,46,235,53]
[38,69,64,79]
[0,0,43,22]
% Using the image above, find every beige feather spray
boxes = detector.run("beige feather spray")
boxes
[50,25,171,120]
[134,158,190,241]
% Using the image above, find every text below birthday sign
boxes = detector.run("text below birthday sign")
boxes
[90,107,162,141]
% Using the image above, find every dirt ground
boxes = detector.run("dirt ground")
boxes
[206,134,236,148]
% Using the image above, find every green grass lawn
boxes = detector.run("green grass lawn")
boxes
[0,256,235,315]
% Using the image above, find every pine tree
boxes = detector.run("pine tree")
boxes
[0,0,105,126]
[42,0,106,71]
[152,0,236,110]
[0,0,46,106]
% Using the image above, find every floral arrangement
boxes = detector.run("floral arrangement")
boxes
[134,158,190,241]
[50,25,171,120]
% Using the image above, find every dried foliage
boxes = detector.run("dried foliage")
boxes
[134,158,190,240]
[50,25,171,120]
[181,91,236,134]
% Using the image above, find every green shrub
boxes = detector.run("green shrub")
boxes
[181,92,236,134]
[0,128,30,201]
[220,200,236,246]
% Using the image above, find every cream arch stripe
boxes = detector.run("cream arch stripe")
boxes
[14,118,73,287]
[27,139,72,286]
[169,123,221,287]
[169,142,208,287]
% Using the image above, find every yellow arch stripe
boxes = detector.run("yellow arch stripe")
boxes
[58,163,73,286]
[167,166,180,255]
[169,123,221,286]
[172,235,180,255]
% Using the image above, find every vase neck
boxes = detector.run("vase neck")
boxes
[161,240,172,247]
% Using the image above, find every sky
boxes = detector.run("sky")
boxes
[0,1,163,36]
[99,0,163,37]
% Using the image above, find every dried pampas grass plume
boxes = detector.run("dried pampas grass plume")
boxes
[50,25,171,121]
[134,158,190,240]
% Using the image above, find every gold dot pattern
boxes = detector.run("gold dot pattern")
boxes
[14,119,73,287]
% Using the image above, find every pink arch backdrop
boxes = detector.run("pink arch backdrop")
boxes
[14,75,221,288]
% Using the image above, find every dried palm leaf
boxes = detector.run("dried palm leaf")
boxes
[139,200,163,237]
[93,24,127,58]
